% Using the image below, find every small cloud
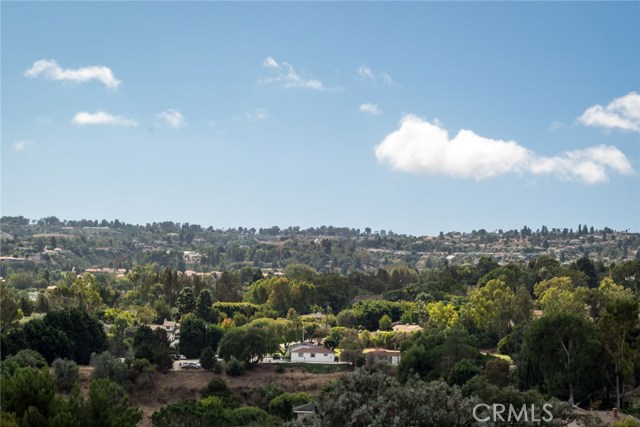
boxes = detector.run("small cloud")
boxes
[358,65,400,87]
[374,114,633,184]
[71,111,138,127]
[577,92,640,132]
[157,109,187,128]
[260,56,332,91]
[548,121,565,132]
[246,108,268,121]
[263,56,279,69]
[360,103,382,115]
[13,141,32,151]
[25,59,121,89]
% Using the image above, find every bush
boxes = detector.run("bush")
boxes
[199,347,217,371]
[228,406,274,426]
[268,392,311,421]
[448,359,481,386]
[52,358,79,393]
[225,358,244,377]
[202,377,238,407]
[7,349,48,369]
[275,364,285,374]
[212,363,223,374]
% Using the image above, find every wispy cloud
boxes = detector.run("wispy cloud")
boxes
[13,141,32,151]
[360,103,382,115]
[358,65,399,87]
[577,92,640,132]
[25,59,121,89]
[260,56,330,91]
[157,109,187,128]
[72,111,138,127]
[375,115,634,184]
[246,108,268,121]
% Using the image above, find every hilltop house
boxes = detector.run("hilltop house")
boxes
[290,344,335,363]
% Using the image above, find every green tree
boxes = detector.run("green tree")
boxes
[597,283,639,409]
[176,287,196,318]
[520,312,603,404]
[179,315,207,358]
[268,392,311,421]
[195,289,214,321]
[199,347,217,371]
[447,359,480,386]
[1,285,22,333]
[84,378,142,427]
[52,358,79,393]
[378,314,392,331]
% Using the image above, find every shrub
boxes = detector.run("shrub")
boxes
[199,347,216,371]
[275,364,285,374]
[52,357,79,393]
[268,392,311,421]
[225,358,244,377]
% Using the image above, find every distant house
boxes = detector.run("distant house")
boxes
[149,319,180,342]
[183,251,202,263]
[291,345,335,363]
[364,348,401,365]
[292,403,316,420]
[532,309,544,319]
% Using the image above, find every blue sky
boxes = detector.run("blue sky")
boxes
[2,2,639,236]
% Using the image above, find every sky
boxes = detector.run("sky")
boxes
[1,1,639,236]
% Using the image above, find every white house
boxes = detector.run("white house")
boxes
[291,345,335,363]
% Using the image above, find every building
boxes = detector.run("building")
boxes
[290,345,335,363]
[364,348,401,365]
[292,403,316,420]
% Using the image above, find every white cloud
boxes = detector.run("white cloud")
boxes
[71,111,138,127]
[358,65,399,87]
[13,141,32,151]
[25,59,121,89]
[375,115,634,184]
[577,92,640,132]
[157,109,187,128]
[246,108,268,121]
[263,56,279,69]
[260,56,329,91]
[360,103,382,115]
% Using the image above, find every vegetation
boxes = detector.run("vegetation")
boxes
[2,216,640,424]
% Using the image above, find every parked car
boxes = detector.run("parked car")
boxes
[181,362,201,370]
[272,354,281,360]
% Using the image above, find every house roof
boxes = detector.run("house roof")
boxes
[295,346,334,355]
[364,348,401,357]
[293,403,316,413]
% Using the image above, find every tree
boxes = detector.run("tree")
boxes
[336,309,358,328]
[520,313,603,404]
[179,315,207,358]
[1,285,22,333]
[217,327,278,364]
[426,301,459,330]
[378,314,392,331]
[268,392,311,421]
[176,287,196,318]
[84,379,142,427]
[195,289,214,321]
[464,279,517,339]
[0,367,56,421]
[447,359,480,386]
[52,358,79,393]
[338,329,363,366]
[597,288,639,409]
[199,347,217,371]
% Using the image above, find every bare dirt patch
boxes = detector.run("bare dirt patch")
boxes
[129,364,343,427]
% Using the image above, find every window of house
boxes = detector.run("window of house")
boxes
[311,353,316,357]
[298,353,303,357]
